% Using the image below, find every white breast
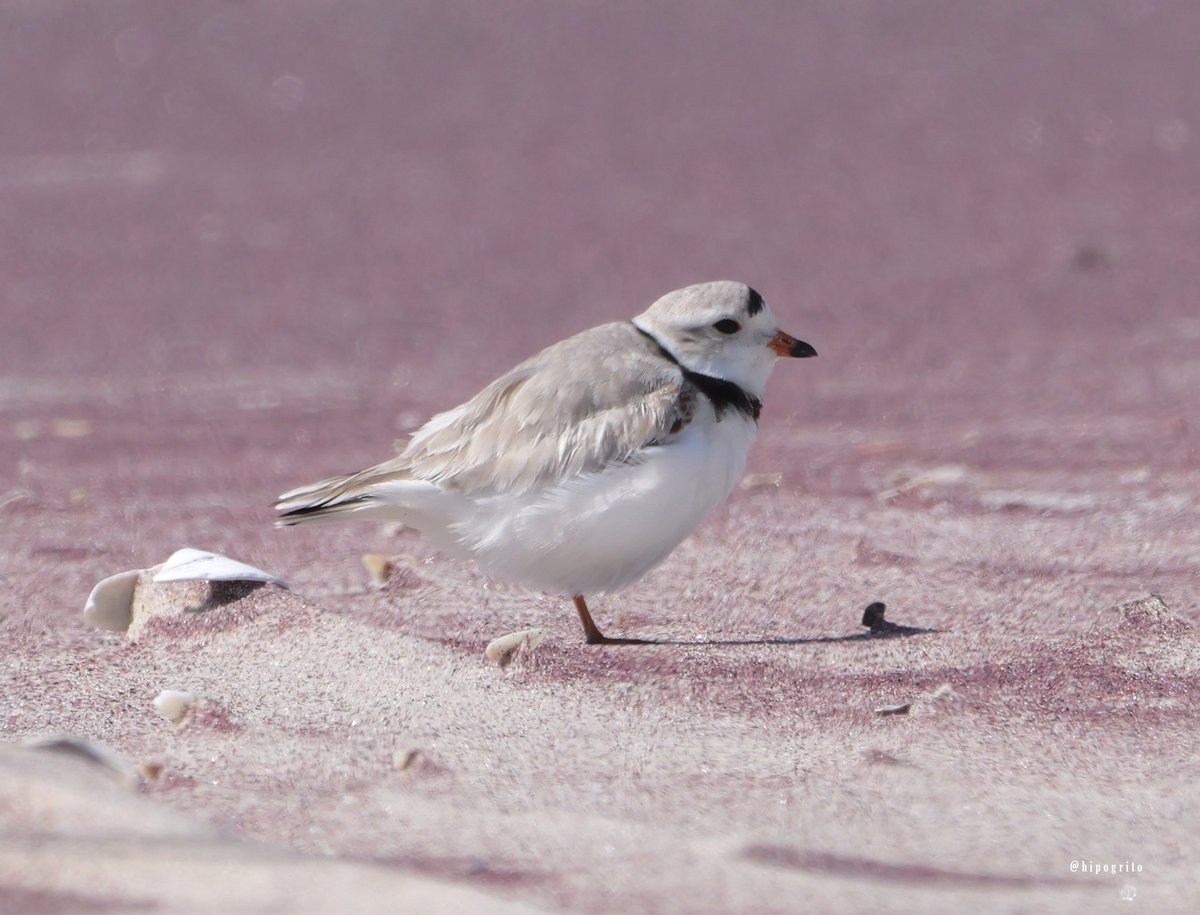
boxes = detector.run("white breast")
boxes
[456,406,757,595]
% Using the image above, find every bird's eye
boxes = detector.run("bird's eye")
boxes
[713,319,741,335]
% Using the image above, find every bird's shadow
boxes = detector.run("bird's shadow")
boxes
[632,601,940,647]
[596,625,940,648]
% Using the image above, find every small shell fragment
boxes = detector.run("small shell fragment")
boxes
[928,683,956,701]
[877,464,967,501]
[393,748,421,771]
[153,689,196,723]
[153,548,285,586]
[874,703,912,716]
[361,553,393,588]
[139,759,166,781]
[391,747,447,778]
[485,628,545,668]
[83,569,143,632]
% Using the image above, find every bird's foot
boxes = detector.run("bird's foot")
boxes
[584,632,654,646]
[574,594,652,645]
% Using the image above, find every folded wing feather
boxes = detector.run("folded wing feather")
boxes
[274,323,695,520]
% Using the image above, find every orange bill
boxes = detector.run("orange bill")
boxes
[769,330,817,358]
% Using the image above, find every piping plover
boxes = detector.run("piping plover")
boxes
[275,281,816,644]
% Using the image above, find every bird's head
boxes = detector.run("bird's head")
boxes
[632,281,816,397]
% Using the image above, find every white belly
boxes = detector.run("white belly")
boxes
[455,410,756,595]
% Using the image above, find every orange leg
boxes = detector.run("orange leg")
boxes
[573,595,651,645]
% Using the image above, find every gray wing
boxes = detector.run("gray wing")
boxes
[277,323,696,508]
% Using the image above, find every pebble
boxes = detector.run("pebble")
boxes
[153,689,196,723]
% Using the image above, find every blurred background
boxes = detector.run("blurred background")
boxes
[1,0,1197,619]
[5,0,1197,400]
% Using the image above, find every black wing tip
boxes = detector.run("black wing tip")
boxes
[273,504,323,527]
[273,495,373,525]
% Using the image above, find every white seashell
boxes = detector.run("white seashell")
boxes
[484,627,545,668]
[82,569,143,632]
[152,548,285,586]
[153,689,196,723]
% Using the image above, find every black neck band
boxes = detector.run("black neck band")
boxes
[633,324,762,422]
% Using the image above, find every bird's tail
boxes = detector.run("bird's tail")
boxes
[274,472,388,526]
[273,465,449,528]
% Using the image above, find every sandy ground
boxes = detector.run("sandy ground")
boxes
[3,1,1199,912]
